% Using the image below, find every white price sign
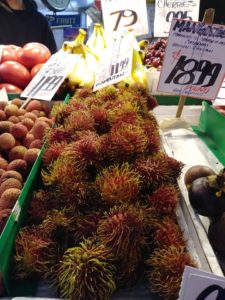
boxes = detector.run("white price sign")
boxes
[94,31,134,91]
[21,51,80,101]
[101,0,148,36]
[154,0,200,37]
[179,266,225,299]
[158,19,225,100]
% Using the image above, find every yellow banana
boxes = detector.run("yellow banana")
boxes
[63,28,87,52]
[67,44,97,89]
[86,23,107,58]
[130,48,147,87]
[138,39,149,50]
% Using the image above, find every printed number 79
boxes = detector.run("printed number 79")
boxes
[110,10,138,31]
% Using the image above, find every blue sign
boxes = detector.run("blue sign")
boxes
[46,14,81,27]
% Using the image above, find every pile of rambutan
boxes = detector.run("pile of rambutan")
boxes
[11,84,195,300]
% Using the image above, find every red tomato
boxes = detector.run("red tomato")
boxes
[0,61,30,88]
[18,42,51,69]
[1,45,22,63]
[30,63,44,79]
[0,83,22,93]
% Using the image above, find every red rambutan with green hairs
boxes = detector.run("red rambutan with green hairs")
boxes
[90,106,111,134]
[74,211,103,243]
[95,85,118,102]
[141,118,161,154]
[96,163,141,205]
[42,142,68,166]
[14,225,56,279]
[104,124,148,162]
[42,156,88,206]
[50,102,71,125]
[26,189,58,225]
[57,238,116,300]
[65,110,95,133]
[64,131,102,169]
[41,209,75,250]
[153,217,186,248]
[74,87,93,99]
[147,184,180,217]
[146,246,196,300]
[97,204,148,282]
[135,154,183,190]
[44,126,73,145]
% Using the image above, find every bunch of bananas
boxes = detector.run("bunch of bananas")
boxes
[62,24,149,90]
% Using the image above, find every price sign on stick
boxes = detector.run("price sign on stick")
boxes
[157,18,225,101]
[154,0,200,37]
[21,51,80,101]
[101,0,148,36]
[93,31,134,91]
[179,266,225,300]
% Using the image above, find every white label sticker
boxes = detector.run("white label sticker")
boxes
[94,31,134,91]
[154,0,200,37]
[21,51,80,101]
[12,201,21,222]
[101,0,148,36]
[158,19,225,100]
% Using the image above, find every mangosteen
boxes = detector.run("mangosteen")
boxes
[188,177,225,217]
[208,213,225,256]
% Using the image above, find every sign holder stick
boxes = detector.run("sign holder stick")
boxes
[21,97,32,109]
[176,8,215,118]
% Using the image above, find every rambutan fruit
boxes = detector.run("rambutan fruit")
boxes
[50,103,70,125]
[64,132,102,169]
[156,152,184,178]
[74,211,103,243]
[105,124,148,162]
[135,154,184,190]
[90,106,111,134]
[26,189,57,225]
[41,209,75,250]
[97,204,148,281]
[44,126,73,144]
[96,163,141,205]
[147,184,180,217]
[64,110,95,132]
[153,217,186,248]
[42,142,67,166]
[14,225,56,279]
[57,239,116,300]
[146,246,196,300]
[142,118,161,154]
[75,87,93,99]
[42,156,88,206]
[95,85,118,102]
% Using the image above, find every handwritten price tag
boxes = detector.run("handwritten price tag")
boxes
[158,19,225,100]
[94,31,134,91]
[21,51,80,101]
[101,0,148,36]
[179,266,225,300]
[154,0,200,37]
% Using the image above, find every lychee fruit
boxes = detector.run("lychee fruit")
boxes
[7,159,27,176]
[0,133,16,150]
[0,170,23,183]
[24,148,39,165]
[4,104,19,117]
[0,177,22,197]
[0,110,6,121]
[0,121,13,133]
[11,98,23,107]
[32,121,49,140]
[29,139,42,149]
[26,100,42,112]
[21,118,34,131]
[8,116,19,124]
[0,188,21,210]
[0,157,8,170]
[8,146,27,161]
[10,123,28,139]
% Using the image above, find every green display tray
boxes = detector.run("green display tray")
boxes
[192,101,225,166]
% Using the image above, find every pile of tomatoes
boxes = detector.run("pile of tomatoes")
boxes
[0,42,51,93]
